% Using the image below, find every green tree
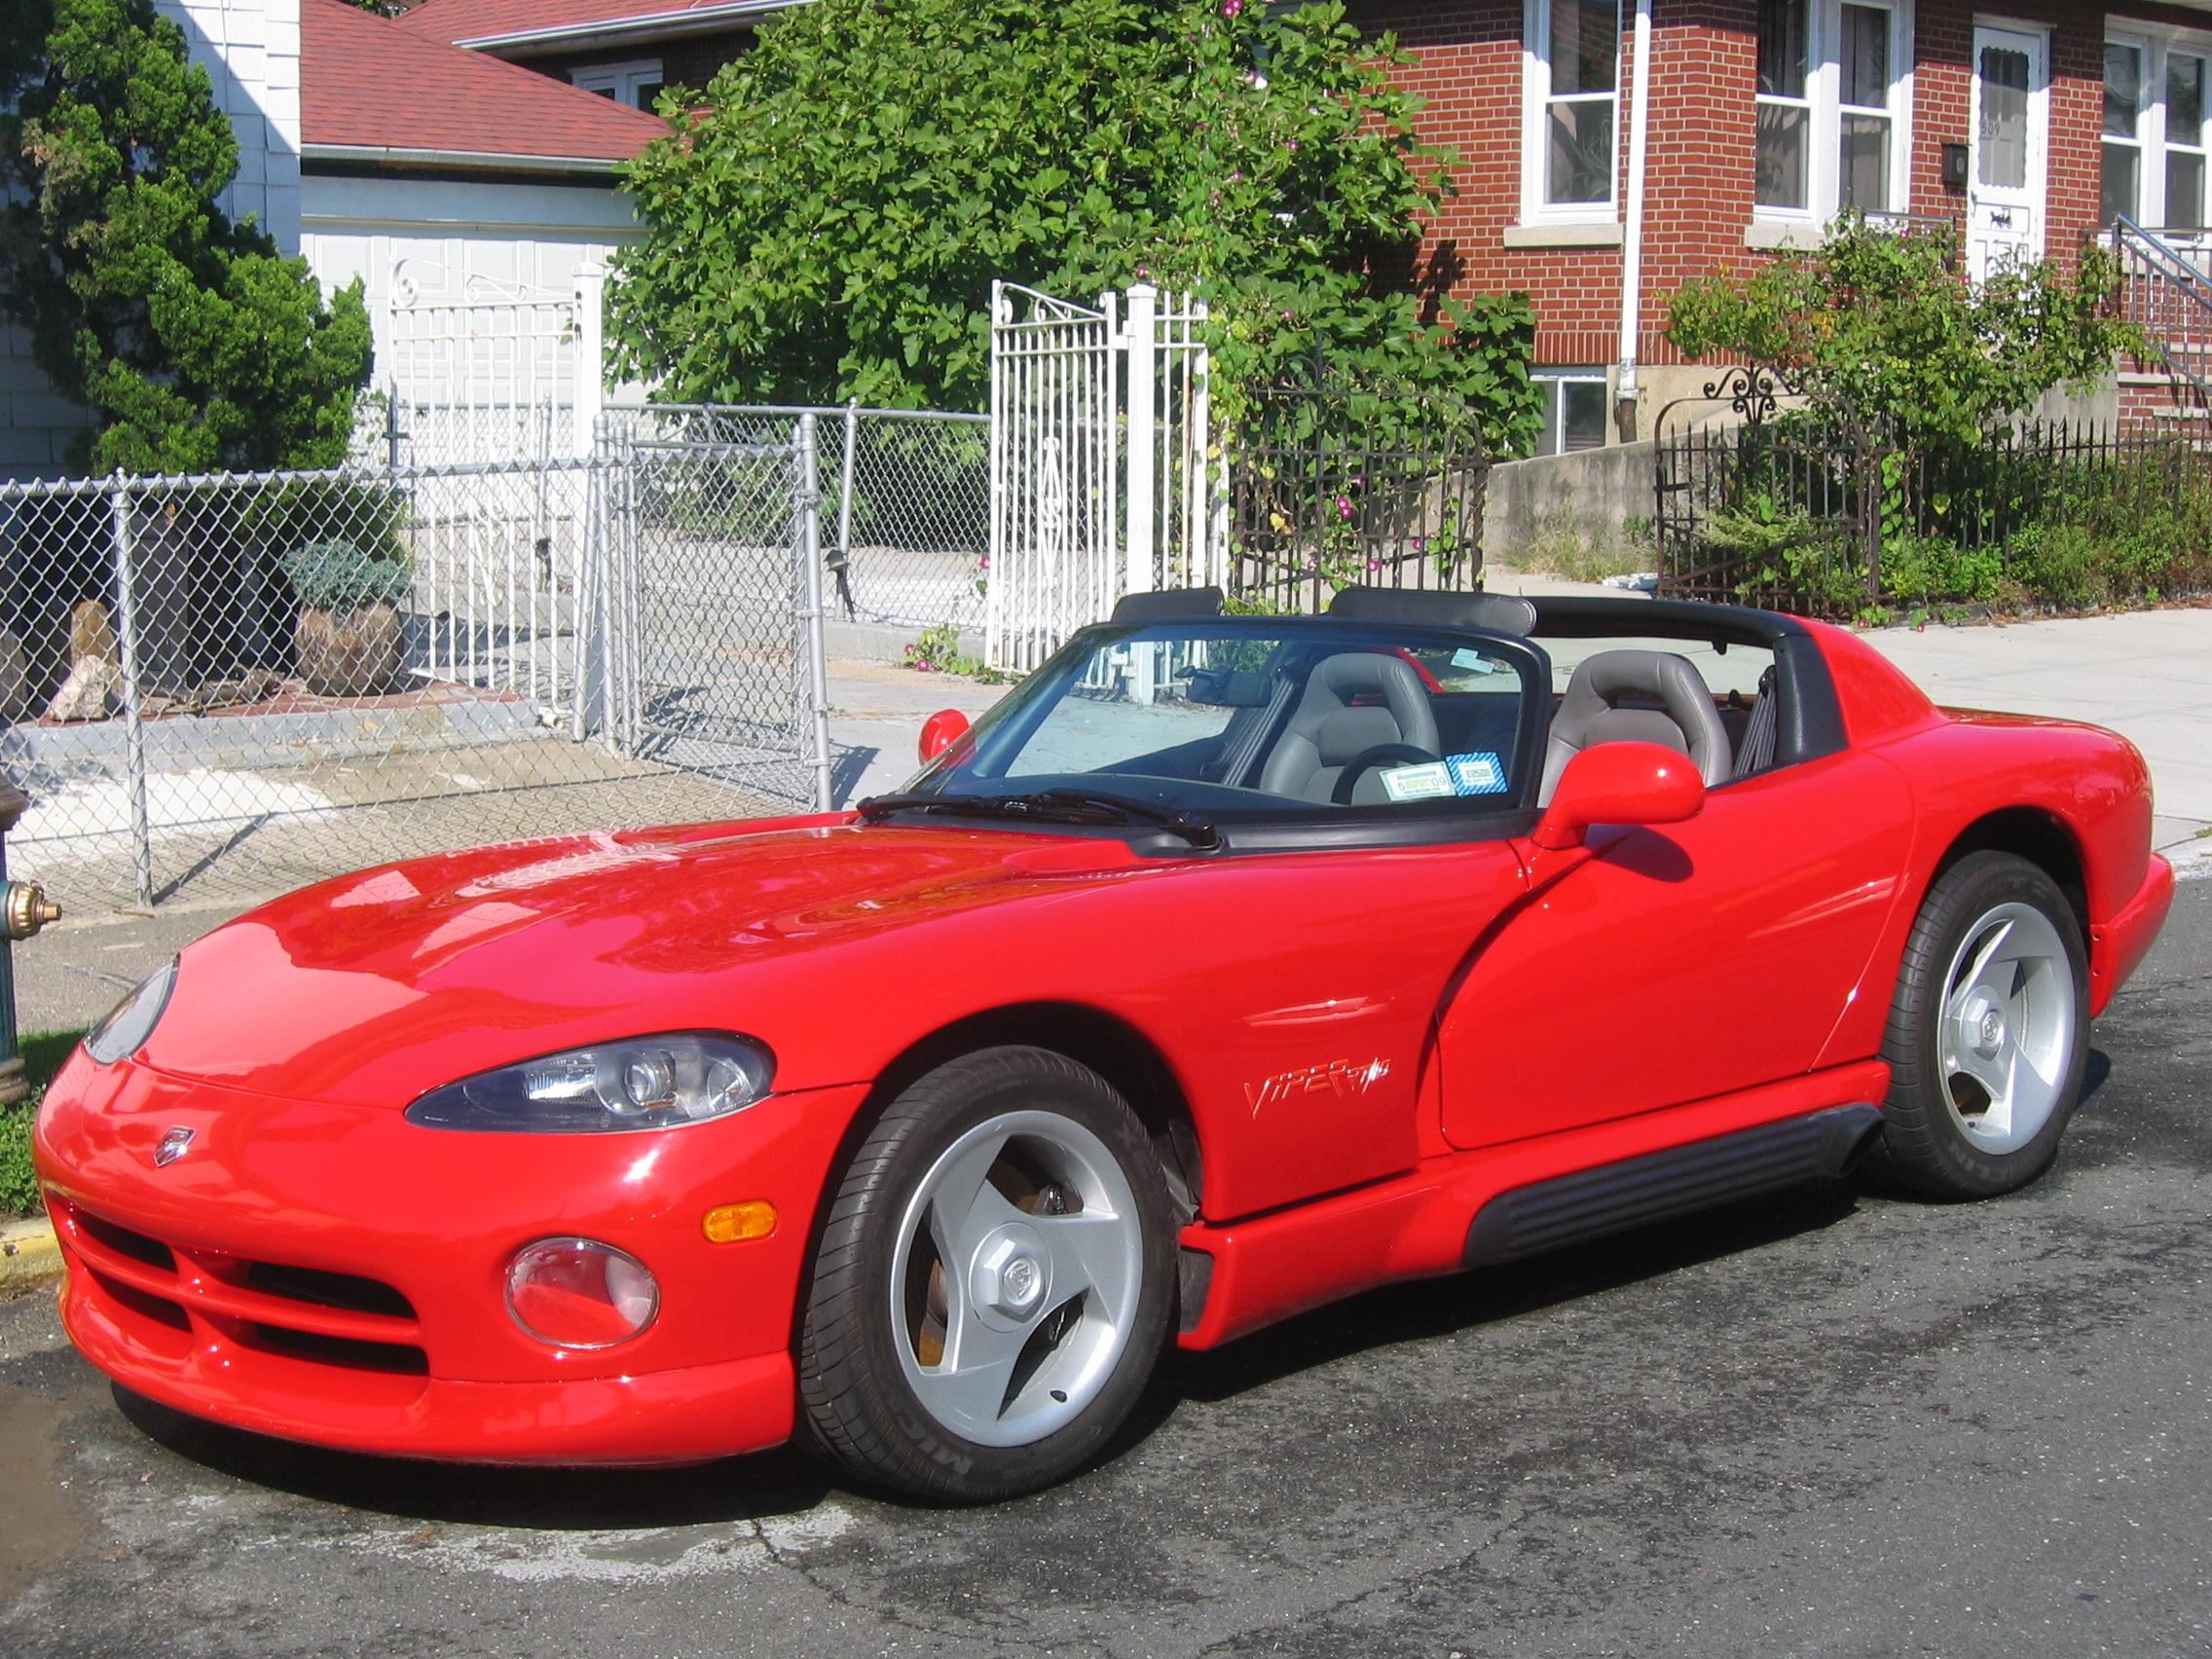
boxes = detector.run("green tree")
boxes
[609,0,1537,452]
[1666,214,2137,448]
[0,0,373,474]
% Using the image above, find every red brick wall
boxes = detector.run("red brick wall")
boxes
[1354,0,2159,372]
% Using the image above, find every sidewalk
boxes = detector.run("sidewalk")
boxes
[13,600,2208,1038]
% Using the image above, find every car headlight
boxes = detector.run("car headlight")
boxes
[404,1033,774,1133]
[83,960,178,1066]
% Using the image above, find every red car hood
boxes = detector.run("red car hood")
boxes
[137,818,1146,1109]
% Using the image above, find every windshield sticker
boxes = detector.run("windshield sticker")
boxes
[1450,647,1498,674]
[1380,761,1455,801]
[1446,753,1508,795]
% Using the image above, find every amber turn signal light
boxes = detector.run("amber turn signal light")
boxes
[702,1201,777,1243]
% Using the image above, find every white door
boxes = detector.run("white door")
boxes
[1968,23,2046,281]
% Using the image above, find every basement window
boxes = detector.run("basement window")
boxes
[1533,370,1610,457]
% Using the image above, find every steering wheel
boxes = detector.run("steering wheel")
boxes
[1331,742,1443,804]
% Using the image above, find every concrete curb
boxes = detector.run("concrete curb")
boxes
[0,1214,61,1293]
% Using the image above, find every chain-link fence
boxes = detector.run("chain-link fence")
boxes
[0,428,830,917]
[602,404,989,634]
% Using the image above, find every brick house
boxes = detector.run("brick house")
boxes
[1349,0,2196,451]
[393,0,798,109]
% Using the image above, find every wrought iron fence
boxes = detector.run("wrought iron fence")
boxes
[1654,416,2208,614]
[0,433,831,917]
[600,403,990,634]
[1225,383,1489,614]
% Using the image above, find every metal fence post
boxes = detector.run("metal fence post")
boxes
[1124,283,1159,599]
[834,398,860,620]
[108,475,154,910]
[795,415,835,812]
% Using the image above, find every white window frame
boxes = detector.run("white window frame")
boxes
[1521,0,1622,224]
[2104,23,2212,232]
[1531,368,1611,456]
[1751,0,1914,228]
[571,57,665,110]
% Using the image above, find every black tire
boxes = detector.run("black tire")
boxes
[1866,850,2089,1198]
[797,1046,1175,1501]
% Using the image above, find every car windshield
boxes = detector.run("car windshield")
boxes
[879,617,1545,830]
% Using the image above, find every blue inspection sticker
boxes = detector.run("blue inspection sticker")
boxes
[1446,752,1508,795]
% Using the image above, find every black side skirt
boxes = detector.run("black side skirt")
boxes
[1461,1104,1884,1269]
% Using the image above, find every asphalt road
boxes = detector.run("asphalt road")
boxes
[4,881,2208,1658]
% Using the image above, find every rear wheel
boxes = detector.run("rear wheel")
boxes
[797,1047,1174,1500]
[1868,851,2088,1198]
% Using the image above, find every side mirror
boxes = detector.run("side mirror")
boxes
[917,708,971,765]
[1530,742,1705,851]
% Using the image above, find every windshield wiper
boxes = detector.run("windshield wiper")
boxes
[855,788,1220,849]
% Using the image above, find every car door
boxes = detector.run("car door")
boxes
[1435,747,1915,1151]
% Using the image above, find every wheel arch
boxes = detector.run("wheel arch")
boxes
[851,1002,1204,1224]
[1928,805,2089,940]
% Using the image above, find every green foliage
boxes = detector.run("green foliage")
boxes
[282,539,411,614]
[1,1030,87,1218]
[904,620,1007,681]
[610,0,1539,454]
[1666,215,2138,449]
[0,0,373,473]
[1700,499,1864,617]
[1881,532,2003,608]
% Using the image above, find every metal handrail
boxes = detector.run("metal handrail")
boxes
[2112,217,2212,401]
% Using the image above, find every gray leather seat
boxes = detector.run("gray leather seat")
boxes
[1538,649,1732,804]
[1259,651,1442,804]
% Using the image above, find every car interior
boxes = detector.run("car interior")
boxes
[1108,587,1795,811]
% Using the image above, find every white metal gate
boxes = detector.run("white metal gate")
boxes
[986,281,1224,673]
[384,259,605,465]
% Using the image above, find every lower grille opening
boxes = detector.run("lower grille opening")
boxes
[90,1269,192,1334]
[76,1210,177,1273]
[243,1262,416,1320]
[241,1323,429,1377]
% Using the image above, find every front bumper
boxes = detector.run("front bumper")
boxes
[35,1051,867,1465]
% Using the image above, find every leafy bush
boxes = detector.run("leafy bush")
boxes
[282,540,412,614]
[1667,214,2136,452]
[2,1031,88,1218]
[612,0,1540,455]
[1881,534,2004,608]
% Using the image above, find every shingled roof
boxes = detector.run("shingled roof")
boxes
[303,0,669,169]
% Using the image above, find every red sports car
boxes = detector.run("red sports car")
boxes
[34,590,2173,1500]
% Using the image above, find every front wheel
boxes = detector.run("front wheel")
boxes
[797,1048,1175,1500]
[1867,851,2089,1198]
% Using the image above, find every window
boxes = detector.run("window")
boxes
[571,58,664,111]
[2104,41,2144,225]
[1533,371,1610,456]
[2170,53,2208,229]
[1757,0,1812,210]
[1526,0,1620,215]
[1837,5,1894,208]
[2107,28,2212,230]
[1752,0,1909,220]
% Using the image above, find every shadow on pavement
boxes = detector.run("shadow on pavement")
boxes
[113,1388,836,1528]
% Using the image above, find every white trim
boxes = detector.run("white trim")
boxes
[1530,367,1612,456]
[303,143,628,175]
[1521,0,1623,223]
[1502,220,1623,245]
[453,1,802,53]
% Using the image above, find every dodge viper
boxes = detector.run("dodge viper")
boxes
[34,588,2174,1499]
